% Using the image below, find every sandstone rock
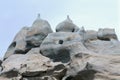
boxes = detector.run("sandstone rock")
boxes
[85,40,120,54]
[4,14,53,59]
[84,30,98,41]
[56,15,79,32]
[63,52,120,80]
[1,48,66,80]
[26,14,53,47]
[13,27,29,41]
[97,28,118,40]
[0,59,2,66]
[40,32,89,63]
[4,27,29,59]
[1,15,120,80]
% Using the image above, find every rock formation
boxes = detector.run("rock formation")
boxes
[56,15,79,32]
[0,15,120,80]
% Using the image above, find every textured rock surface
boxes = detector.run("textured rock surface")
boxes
[56,15,79,32]
[4,27,28,59]
[40,32,88,63]
[97,28,118,40]
[1,49,66,80]
[26,14,53,48]
[4,14,53,59]
[1,15,120,80]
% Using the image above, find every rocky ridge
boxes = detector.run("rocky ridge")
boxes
[0,15,120,80]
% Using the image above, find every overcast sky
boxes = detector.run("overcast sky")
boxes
[0,0,119,58]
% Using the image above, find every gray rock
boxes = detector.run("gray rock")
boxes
[26,14,53,47]
[84,30,98,41]
[1,48,66,80]
[40,32,89,63]
[2,15,120,80]
[63,52,120,80]
[4,14,53,59]
[85,40,120,54]
[13,27,29,41]
[77,28,98,43]
[4,27,28,59]
[56,15,79,32]
[97,28,118,41]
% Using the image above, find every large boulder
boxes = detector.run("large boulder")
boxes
[4,27,29,59]
[85,40,120,54]
[1,48,66,80]
[78,28,98,43]
[4,14,53,59]
[40,32,89,63]
[1,15,120,80]
[84,30,98,41]
[56,15,79,32]
[26,14,53,47]
[63,52,120,80]
[97,28,118,41]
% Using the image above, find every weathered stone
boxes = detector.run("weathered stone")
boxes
[85,40,120,54]
[0,59,2,66]
[63,52,120,80]
[0,60,2,73]
[1,48,66,80]
[26,14,53,47]
[13,27,29,41]
[84,30,98,41]
[97,28,118,40]
[4,27,29,59]
[40,32,89,63]
[22,64,66,80]
[4,14,53,59]
[56,15,79,32]
[1,15,120,80]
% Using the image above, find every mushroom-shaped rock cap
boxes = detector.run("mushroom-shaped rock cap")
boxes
[25,14,53,47]
[28,14,53,35]
[56,15,79,32]
[32,14,51,28]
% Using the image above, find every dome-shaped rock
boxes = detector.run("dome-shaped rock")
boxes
[26,14,53,47]
[56,15,79,32]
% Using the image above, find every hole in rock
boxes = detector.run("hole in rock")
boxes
[50,49,70,63]
[26,41,37,49]
[8,42,16,50]
[59,40,63,44]
[72,28,75,32]
[56,29,58,32]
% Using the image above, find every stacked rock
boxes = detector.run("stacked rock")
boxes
[0,15,120,80]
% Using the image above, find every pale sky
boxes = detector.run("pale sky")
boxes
[0,0,119,58]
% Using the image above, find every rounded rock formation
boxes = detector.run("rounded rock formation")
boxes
[26,14,53,47]
[56,15,79,32]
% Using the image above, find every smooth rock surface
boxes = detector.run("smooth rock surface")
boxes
[40,32,88,63]
[56,16,79,32]
[26,14,53,47]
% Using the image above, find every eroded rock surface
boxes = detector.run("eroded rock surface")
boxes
[56,15,79,32]
[40,32,88,63]
[1,15,120,80]
[4,14,53,59]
